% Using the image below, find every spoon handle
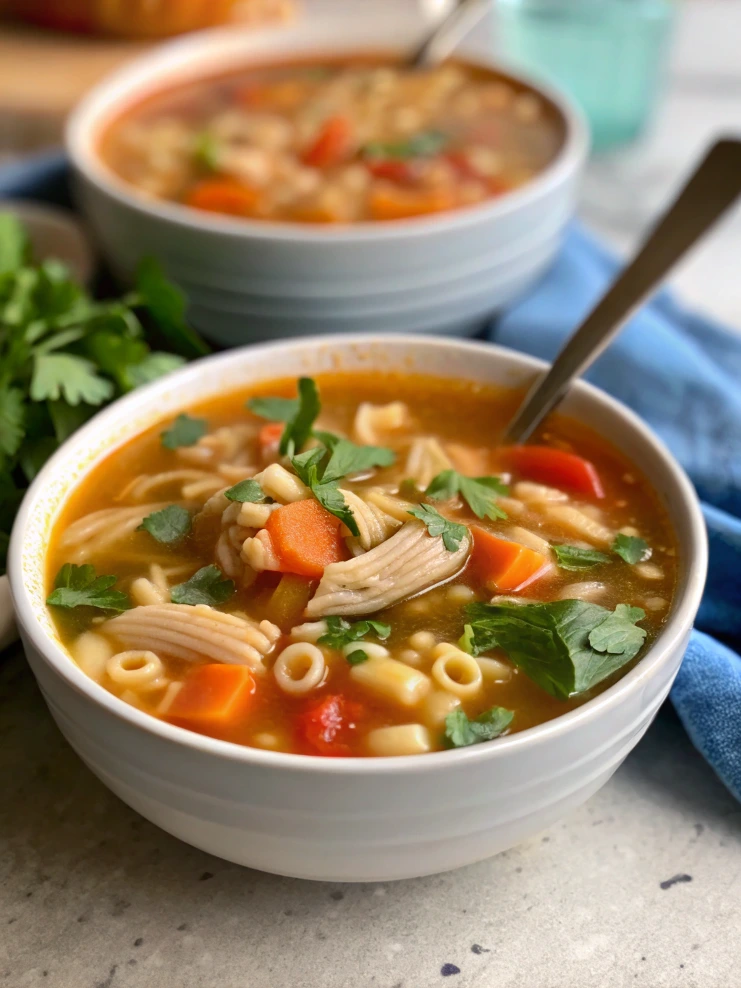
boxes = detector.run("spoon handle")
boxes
[504,138,741,444]
[410,0,491,68]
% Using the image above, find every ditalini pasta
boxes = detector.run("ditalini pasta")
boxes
[47,371,677,756]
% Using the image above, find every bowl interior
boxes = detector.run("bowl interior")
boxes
[66,10,587,242]
[11,336,706,767]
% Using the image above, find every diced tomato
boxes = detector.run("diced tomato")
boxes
[365,159,420,184]
[297,694,365,756]
[258,422,284,461]
[501,445,605,499]
[303,116,354,168]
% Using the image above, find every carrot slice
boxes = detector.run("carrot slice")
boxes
[501,445,605,499]
[471,527,551,593]
[265,498,348,578]
[185,178,260,217]
[303,116,354,168]
[168,664,256,730]
[369,185,456,220]
[365,159,420,184]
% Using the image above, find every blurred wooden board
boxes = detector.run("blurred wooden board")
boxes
[0,24,149,151]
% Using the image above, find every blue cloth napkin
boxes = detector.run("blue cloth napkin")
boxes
[3,156,740,802]
[491,223,741,803]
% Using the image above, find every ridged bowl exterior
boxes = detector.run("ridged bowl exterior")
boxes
[9,337,707,881]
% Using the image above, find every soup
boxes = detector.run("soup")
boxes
[46,373,677,757]
[100,58,564,223]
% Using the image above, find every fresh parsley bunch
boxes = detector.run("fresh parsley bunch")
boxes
[0,213,208,573]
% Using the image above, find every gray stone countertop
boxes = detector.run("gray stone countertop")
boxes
[2,645,740,988]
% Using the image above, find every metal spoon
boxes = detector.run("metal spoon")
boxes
[504,138,741,444]
[410,0,491,67]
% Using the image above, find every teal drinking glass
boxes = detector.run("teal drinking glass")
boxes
[496,0,676,150]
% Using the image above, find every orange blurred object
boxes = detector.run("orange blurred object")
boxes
[4,0,293,38]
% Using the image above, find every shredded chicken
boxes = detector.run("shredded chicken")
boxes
[305,521,470,618]
[339,489,403,553]
[104,604,278,672]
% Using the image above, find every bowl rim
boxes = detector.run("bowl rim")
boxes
[8,334,708,775]
[65,15,589,243]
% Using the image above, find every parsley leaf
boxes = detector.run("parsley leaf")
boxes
[160,413,207,450]
[464,599,647,700]
[170,565,235,606]
[135,257,209,358]
[319,435,396,482]
[346,649,369,666]
[444,707,514,748]
[364,131,447,160]
[407,503,468,552]
[0,212,29,275]
[588,604,647,655]
[46,563,131,612]
[279,377,321,455]
[554,545,613,571]
[31,353,114,406]
[458,623,476,654]
[318,615,391,649]
[193,131,221,171]
[426,469,508,521]
[0,387,25,458]
[137,504,192,544]
[224,479,268,503]
[290,446,359,536]
[612,533,651,564]
[247,395,300,422]
[126,352,185,388]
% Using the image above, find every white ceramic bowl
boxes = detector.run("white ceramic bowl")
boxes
[66,11,588,345]
[9,336,706,882]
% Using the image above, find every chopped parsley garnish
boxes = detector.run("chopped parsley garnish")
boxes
[553,545,613,571]
[458,623,476,654]
[444,707,514,748]
[346,649,369,666]
[291,446,359,536]
[248,377,320,455]
[246,394,300,422]
[363,131,447,160]
[170,564,235,606]
[137,504,192,544]
[193,131,220,171]
[160,413,207,450]
[464,599,647,700]
[407,503,468,552]
[426,469,509,521]
[314,432,396,481]
[612,533,651,564]
[224,479,268,503]
[46,563,131,612]
[318,615,391,650]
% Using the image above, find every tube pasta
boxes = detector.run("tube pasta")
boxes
[273,642,326,695]
[366,724,432,756]
[104,604,275,671]
[475,656,512,683]
[557,581,607,602]
[342,642,389,660]
[353,401,411,445]
[130,577,166,606]
[421,689,461,728]
[306,521,470,617]
[70,631,114,682]
[237,501,280,528]
[513,481,568,503]
[430,644,483,699]
[289,620,328,643]
[253,463,311,503]
[350,657,430,707]
[106,650,167,692]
